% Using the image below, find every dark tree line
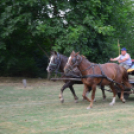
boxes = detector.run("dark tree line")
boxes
[0,0,134,77]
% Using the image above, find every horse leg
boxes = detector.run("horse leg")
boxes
[109,84,117,106]
[87,84,96,109]
[59,81,71,103]
[82,85,91,102]
[118,84,126,103]
[83,87,92,101]
[69,85,79,103]
[100,85,106,101]
[86,86,106,102]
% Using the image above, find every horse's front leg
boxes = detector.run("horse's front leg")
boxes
[109,83,117,106]
[59,81,70,103]
[82,84,91,103]
[87,84,96,109]
[84,87,97,102]
[83,87,92,101]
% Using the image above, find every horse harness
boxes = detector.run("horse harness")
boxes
[50,54,125,87]
[66,56,125,87]
[81,63,114,86]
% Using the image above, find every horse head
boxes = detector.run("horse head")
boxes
[64,51,82,74]
[46,51,61,73]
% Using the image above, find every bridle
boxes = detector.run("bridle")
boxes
[49,53,62,74]
[65,55,83,73]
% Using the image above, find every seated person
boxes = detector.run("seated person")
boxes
[110,47,132,70]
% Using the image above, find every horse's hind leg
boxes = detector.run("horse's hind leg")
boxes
[69,85,78,103]
[109,84,117,106]
[118,84,126,103]
[101,86,106,101]
[87,84,96,109]
[59,81,71,103]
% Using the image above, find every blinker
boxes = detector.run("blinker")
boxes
[72,57,76,64]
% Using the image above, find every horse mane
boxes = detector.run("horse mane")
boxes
[80,54,92,64]
[59,53,68,59]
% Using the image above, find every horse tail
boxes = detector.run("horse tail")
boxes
[122,67,132,89]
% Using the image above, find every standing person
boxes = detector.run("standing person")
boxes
[110,47,132,70]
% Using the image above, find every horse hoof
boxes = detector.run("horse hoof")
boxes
[86,107,91,110]
[122,99,126,103]
[82,98,86,101]
[59,95,62,99]
[75,100,78,103]
[103,98,106,101]
[75,97,79,100]
[60,99,64,103]
[109,103,114,106]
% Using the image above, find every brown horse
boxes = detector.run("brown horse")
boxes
[46,51,106,103]
[64,51,132,109]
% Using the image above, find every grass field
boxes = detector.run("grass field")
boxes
[0,77,134,134]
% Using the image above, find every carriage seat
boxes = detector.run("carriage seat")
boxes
[127,59,134,73]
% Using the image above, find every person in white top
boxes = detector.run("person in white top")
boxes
[110,47,132,70]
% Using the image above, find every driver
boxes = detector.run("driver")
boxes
[110,47,132,70]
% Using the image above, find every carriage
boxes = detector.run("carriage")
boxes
[51,68,134,100]
[49,52,134,101]
[117,59,134,99]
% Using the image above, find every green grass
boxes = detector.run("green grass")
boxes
[0,78,134,134]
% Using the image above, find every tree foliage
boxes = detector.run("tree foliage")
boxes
[0,0,134,77]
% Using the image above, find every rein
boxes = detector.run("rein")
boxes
[81,63,95,72]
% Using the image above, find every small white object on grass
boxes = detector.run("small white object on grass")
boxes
[22,79,27,88]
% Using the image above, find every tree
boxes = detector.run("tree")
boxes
[37,0,134,62]
[0,0,48,77]
[0,0,134,77]
[107,0,134,57]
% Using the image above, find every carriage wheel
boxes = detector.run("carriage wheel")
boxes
[114,85,130,100]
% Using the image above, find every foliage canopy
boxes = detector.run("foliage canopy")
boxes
[0,0,134,77]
